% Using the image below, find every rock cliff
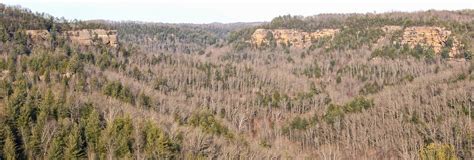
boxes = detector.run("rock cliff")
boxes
[250,29,339,48]
[250,26,463,58]
[26,29,119,47]
[400,26,461,57]
[64,29,118,47]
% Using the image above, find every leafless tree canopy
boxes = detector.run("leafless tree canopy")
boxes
[0,4,472,160]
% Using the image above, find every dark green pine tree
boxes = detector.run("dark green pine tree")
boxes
[112,118,133,158]
[18,97,34,129]
[41,90,56,120]
[46,120,68,159]
[85,108,101,157]
[3,127,17,160]
[0,24,7,43]
[27,124,42,159]
[143,121,161,158]
[64,124,85,159]
[26,91,52,158]
[101,117,133,159]
[47,133,64,159]
[18,96,38,158]
[143,121,179,159]
[7,78,28,122]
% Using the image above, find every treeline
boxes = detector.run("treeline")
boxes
[111,22,248,54]
[228,10,474,54]
[1,3,473,159]
[263,11,474,32]
[0,4,110,32]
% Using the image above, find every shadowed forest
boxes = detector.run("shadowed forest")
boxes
[0,4,473,159]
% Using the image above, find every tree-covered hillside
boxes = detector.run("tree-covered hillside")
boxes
[0,4,473,159]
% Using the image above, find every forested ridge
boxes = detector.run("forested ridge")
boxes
[0,4,473,159]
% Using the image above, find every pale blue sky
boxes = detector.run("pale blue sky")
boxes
[3,0,473,23]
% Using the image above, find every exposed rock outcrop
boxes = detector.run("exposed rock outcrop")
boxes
[25,30,50,41]
[64,29,118,47]
[400,26,462,57]
[381,25,402,33]
[26,29,119,47]
[250,29,339,48]
[25,30,51,46]
[250,26,463,58]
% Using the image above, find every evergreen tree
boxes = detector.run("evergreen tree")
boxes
[17,97,37,159]
[27,124,42,159]
[46,133,64,159]
[3,128,17,160]
[18,97,33,129]
[41,90,56,120]
[101,117,133,159]
[0,25,7,43]
[420,143,457,160]
[64,124,85,159]
[7,80,28,122]
[85,109,101,157]
[143,121,161,158]
[138,93,151,108]
[142,121,180,159]
[46,120,68,159]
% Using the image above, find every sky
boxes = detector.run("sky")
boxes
[2,0,473,23]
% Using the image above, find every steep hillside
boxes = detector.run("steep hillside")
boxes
[26,29,118,47]
[110,22,256,54]
[250,28,339,48]
[249,26,465,58]
[0,4,473,160]
[400,26,462,56]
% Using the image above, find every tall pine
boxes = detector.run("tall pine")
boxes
[3,127,17,160]
[85,108,101,158]
[101,117,133,159]
[64,123,85,159]
[143,121,180,159]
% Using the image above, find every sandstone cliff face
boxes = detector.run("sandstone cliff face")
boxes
[25,30,50,41]
[381,25,402,33]
[26,29,118,47]
[400,26,461,57]
[250,29,339,48]
[64,29,118,47]
[250,26,463,58]
[25,30,51,46]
